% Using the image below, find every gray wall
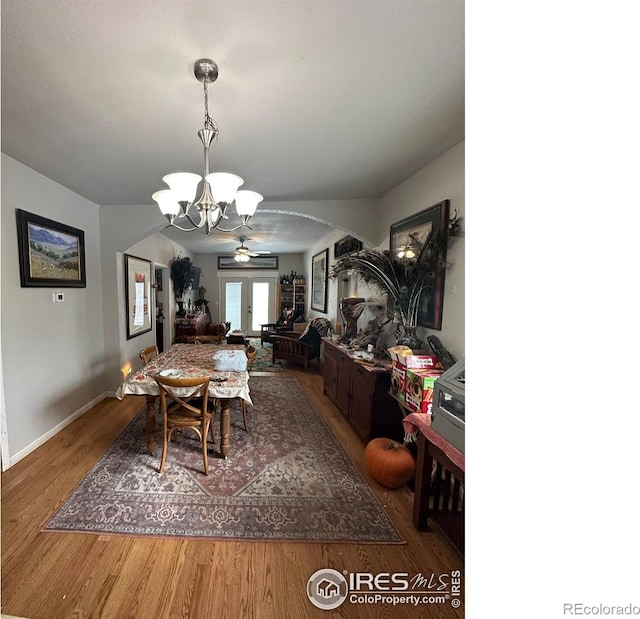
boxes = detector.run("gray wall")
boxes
[378,140,465,359]
[303,140,465,360]
[1,154,106,463]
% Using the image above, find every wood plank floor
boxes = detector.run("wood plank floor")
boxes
[1,364,464,618]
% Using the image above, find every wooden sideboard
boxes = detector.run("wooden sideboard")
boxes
[174,314,209,340]
[322,339,403,444]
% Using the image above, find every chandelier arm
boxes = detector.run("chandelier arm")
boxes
[164,221,201,233]
[182,209,206,229]
[215,223,253,233]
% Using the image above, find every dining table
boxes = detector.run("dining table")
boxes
[116,343,252,458]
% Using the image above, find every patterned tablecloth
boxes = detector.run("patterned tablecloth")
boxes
[116,344,252,404]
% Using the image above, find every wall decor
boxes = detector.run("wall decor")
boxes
[389,199,450,330]
[15,209,86,288]
[125,254,153,339]
[334,235,363,258]
[217,256,279,270]
[311,248,329,313]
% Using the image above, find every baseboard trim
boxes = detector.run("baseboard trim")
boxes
[8,392,113,468]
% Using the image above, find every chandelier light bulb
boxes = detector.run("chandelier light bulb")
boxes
[235,190,263,217]
[205,172,244,205]
[162,173,202,204]
[152,190,180,216]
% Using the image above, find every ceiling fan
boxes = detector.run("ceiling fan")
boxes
[233,237,271,262]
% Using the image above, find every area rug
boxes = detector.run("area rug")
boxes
[248,338,284,372]
[44,376,403,543]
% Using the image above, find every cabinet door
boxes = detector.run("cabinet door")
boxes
[323,346,338,401]
[350,365,375,443]
[335,353,351,418]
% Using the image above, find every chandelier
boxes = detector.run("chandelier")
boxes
[152,59,263,235]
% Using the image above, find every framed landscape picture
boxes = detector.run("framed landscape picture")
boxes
[311,248,329,313]
[15,209,86,288]
[125,254,153,339]
[389,199,449,330]
[217,255,279,270]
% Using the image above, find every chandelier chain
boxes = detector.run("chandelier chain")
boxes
[202,77,219,137]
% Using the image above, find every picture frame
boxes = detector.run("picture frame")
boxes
[217,256,279,270]
[311,248,329,313]
[15,209,86,288]
[334,235,363,258]
[125,254,153,339]
[389,199,450,330]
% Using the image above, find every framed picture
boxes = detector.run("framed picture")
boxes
[334,235,363,258]
[390,200,449,330]
[15,209,86,288]
[217,256,279,270]
[311,248,329,313]
[125,254,153,339]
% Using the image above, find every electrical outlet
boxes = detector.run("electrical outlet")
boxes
[53,291,64,303]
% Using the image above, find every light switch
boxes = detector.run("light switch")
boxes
[53,291,64,303]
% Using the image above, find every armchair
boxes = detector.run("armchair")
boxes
[271,318,332,371]
[260,308,304,345]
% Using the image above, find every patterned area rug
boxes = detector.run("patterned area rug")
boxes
[44,376,403,543]
[248,338,284,372]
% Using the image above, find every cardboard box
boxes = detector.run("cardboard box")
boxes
[404,368,444,414]
[390,361,406,401]
[387,348,443,372]
[387,347,443,404]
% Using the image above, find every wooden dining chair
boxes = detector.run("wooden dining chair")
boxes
[154,374,213,475]
[245,344,257,370]
[139,345,159,365]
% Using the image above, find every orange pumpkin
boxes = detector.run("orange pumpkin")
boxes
[365,438,416,489]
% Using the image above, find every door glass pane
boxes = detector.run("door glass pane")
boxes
[225,282,242,331]
[252,282,269,331]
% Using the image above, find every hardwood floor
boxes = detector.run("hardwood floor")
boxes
[1,364,464,618]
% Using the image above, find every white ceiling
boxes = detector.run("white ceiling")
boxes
[1,0,464,255]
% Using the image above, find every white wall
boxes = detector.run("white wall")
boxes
[303,141,465,358]
[1,154,106,465]
[379,140,465,359]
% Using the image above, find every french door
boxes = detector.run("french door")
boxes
[219,276,277,336]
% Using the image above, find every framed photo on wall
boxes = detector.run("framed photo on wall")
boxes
[311,248,329,313]
[15,209,86,288]
[217,255,279,270]
[125,254,153,339]
[389,199,449,330]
